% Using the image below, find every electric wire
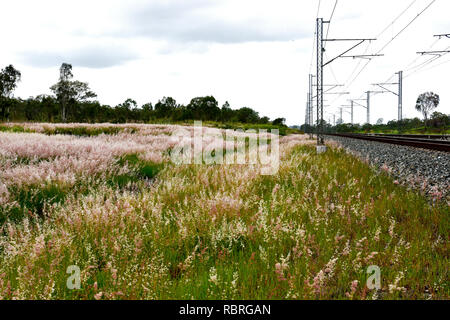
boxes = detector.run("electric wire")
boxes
[325,0,339,46]
[340,0,437,102]
[340,0,418,91]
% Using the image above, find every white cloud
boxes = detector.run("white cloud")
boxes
[0,0,449,125]
[18,44,138,68]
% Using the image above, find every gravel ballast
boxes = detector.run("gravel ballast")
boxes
[327,136,450,202]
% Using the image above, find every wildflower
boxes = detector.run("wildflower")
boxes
[345,280,359,299]
[342,241,351,256]
[311,270,325,295]
[259,246,269,268]
[374,227,381,242]
[272,184,280,195]
[209,267,218,286]
[94,292,103,300]
[334,234,345,243]
[275,254,290,282]
[231,272,239,295]
[388,272,406,294]
[0,183,10,205]
[33,235,46,257]
[323,257,338,279]
[388,218,396,238]
[365,252,378,263]
[381,163,391,174]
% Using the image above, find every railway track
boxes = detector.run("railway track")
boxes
[327,133,450,152]
[369,133,449,140]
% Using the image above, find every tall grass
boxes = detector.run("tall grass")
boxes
[0,128,447,300]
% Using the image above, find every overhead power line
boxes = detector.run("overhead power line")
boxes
[403,38,440,72]
[379,37,441,87]
[417,50,450,55]
[331,0,423,106]
[342,0,437,96]
[324,1,340,83]
[376,0,437,54]
[325,0,339,43]
[375,0,418,39]
[413,57,450,75]
[340,0,418,90]
[405,44,450,78]
[309,0,322,74]
[434,34,450,39]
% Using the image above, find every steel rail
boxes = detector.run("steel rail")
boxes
[327,133,450,152]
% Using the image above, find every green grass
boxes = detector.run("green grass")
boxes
[1,184,69,224]
[142,119,301,136]
[0,125,34,133]
[0,154,164,225]
[359,126,450,135]
[0,140,447,300]
[143,145,448,299]
[209,122,301,136]
[43,126,127,136]
[0,124,136,136]
[108,154,164,188]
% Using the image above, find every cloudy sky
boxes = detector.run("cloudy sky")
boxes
[1,0,449,125]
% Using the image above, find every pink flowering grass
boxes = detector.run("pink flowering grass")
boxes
[0,127,447,300]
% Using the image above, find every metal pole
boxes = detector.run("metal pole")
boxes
[398,71,403,121]
[306,75,309,135]
[305,99,309,133]
[366,91,370,124]
[340,107,343,124]
[310,74,314,138]
[316,18,325,147]
[351,100,354,125]
[309,74,314,139]
[310,75,315,136]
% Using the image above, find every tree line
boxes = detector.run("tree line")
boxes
[301,91,448,134]
[301,112,449,134]
[0,64,286,126]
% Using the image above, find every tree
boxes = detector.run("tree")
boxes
[50,63,96,122]
[429,112,449,129]
[187,96,220,121]
[362,123,373,132]
[155,97,178,119]
[0,65,21,121]
[68,81,97,102]
[24,95,59,122]
[272,118,286,126]
[220,101,234,123]
[259,116,270,124]
[376,118,384,125]
[415,92,439,127]
[141,103,153,122]
[236,107,259,123]
[51,63,72,122]
[114,99,138,123]
[118,98,138,110]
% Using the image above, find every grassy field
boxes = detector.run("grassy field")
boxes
[0,121,302,137]
[0,123,448,300]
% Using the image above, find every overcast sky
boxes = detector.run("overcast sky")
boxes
[1,0,449,125]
